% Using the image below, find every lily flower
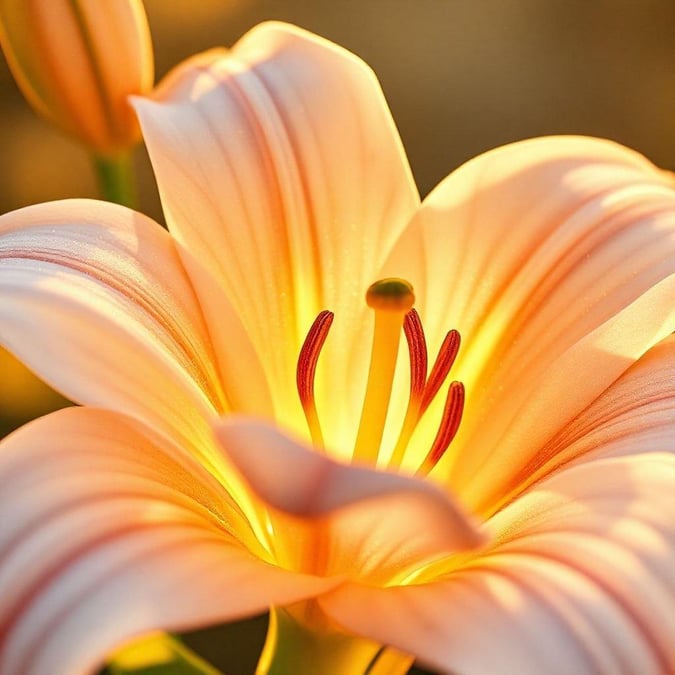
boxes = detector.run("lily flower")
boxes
[0,21,674,675]
[0,0,153,154]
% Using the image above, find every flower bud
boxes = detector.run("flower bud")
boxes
[0,0,154,154]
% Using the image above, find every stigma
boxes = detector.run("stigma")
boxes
[295,279,464,475]
[366,278,415,312]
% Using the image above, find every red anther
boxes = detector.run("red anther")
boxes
[296,304,465,471]
[296,310,334,409]
[420,381,465,472]
[420,330,461,414]
[403,309,428,401]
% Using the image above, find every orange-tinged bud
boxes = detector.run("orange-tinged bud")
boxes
[0,0,154,154]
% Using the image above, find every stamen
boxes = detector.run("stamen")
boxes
[420,329,461,415]
[294,282,465,476]
[417,381,465,475]
[353,279,415,464]
[388,309,427,468]
[296,310,334,450]
[403,309,427,401]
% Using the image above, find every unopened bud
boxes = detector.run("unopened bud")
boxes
[0,0,154,154]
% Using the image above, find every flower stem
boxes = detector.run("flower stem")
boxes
[108,633,222,674]
[257,603,381,675]
[93,151,137,208]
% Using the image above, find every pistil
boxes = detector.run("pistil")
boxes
[352,279,415,464]
[295,279,464,475]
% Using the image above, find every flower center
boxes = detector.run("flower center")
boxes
[296,278,464,475]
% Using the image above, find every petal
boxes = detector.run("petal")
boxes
[496,333,675,507]
[133,22,419,444]
[322,454,675,675]
[381,136,675,511]
[0,199,256,472]
[214,418,486,585]
[0,408,335,675]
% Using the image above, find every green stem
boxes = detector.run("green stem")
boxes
[256,603,382,675]
[93,151,137,208]
[108,633,222,675]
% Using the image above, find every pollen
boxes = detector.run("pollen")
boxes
[296,280,464,475]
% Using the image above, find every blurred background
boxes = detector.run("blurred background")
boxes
[1,0,674,217]
[0,0,673,672]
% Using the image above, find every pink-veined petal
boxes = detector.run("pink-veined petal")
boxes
[133,22,419,448]
[496,333,675,508]
[0,199,266,473]
[322,454,675,675]
[0,408,335,675]
[214,418,486,585]
[381,136,675,511]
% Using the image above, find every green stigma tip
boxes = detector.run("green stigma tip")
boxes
[366,278,415,312]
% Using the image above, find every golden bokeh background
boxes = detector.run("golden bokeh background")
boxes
[0,1,673,672]
[2,0,674,434]
[1,0,673,219]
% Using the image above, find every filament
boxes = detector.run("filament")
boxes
[294,280,465,475]
[352,279,414,464]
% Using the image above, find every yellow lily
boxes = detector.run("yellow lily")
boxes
[0,22,675,675]
[0,0,153,154]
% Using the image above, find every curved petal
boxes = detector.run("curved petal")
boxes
[133,22,419,445]
[214,418,486,585]
[321,454,675,675]
[495,333,675,509]
[0,408,335,675]
[381,136,675,512]
[0,199,241,472]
